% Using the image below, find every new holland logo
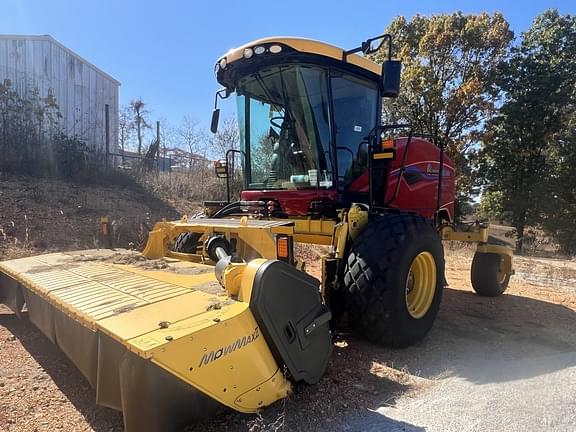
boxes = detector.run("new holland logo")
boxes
[198,327,260,368]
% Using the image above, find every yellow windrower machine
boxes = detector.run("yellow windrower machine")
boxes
[0,35,513,432]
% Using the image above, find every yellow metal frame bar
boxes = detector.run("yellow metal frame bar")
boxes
[143,217,338,261]
[441,225,489,243]
[441,225,514,276]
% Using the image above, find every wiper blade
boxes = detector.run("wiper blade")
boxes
[254,72,284,115]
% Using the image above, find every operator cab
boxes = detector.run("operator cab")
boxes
[213,36,401,216]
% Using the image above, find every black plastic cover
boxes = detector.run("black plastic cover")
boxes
[249,260,332,384]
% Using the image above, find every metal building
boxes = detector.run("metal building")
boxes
[0,34,120,152]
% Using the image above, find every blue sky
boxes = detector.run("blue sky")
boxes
[1,0,574,131]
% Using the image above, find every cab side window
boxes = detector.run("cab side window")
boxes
[331,73,378,190]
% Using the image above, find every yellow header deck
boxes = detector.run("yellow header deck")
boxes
[0,250,229,354]
[0,249,290,424]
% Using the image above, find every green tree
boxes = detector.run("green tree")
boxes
[541,112,576,254]
[480,10,576,253]
[372,12,513,212]
[479,190,505,221]
[0,79,61,169]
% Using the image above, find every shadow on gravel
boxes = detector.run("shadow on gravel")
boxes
[366,287,576,386]
[344,411,426,432]
[1,309,423,432]
[0,311,124,432]
[190,338,423,432]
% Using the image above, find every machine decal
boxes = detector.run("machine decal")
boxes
[198,326,260,367]
[425,163,453,177]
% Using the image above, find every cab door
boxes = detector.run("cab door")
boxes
[330,72,379,194]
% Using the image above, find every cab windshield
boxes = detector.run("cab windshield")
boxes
[236,64,333,190]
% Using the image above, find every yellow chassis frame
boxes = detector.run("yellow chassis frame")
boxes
[142,210,513,277]
[441,224,513,275]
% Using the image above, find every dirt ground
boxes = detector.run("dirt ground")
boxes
[0,173,574,431]
[0,172,190,260]
[1,245,575,432]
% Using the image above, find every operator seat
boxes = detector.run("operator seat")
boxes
[267,120,296,185]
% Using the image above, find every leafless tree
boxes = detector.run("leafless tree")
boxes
[209,117,239,156]
[118,105,133,165]
[210,116,239,165]
[129,99,151,155]
[178,115,205,172]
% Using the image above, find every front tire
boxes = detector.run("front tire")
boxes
[173,232,201,253]
[471,252,510,297]
[345,213,444,347]
[172,212,206,253]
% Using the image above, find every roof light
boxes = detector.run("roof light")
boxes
[269,45,282,54]
[243,48,254,59]
[219,58,227,69]
[214,63,220,74]
[254,46,265,55]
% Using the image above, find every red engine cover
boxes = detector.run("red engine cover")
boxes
[348,137,455,221]
[390,137,455,221]
[241,137,455,221]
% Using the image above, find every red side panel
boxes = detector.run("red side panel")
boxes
[388,137,455,221]
[349,138,455,221]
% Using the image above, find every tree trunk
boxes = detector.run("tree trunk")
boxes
[137,117,142,155]
[515,222,525,255]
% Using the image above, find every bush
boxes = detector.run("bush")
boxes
[0,79,105,179]
[53,133,103,178]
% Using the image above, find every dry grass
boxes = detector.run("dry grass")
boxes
[136,169,239,215]
[0,172,180,260]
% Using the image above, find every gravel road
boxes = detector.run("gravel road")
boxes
[372,352,576,432]
[1,249,575,432]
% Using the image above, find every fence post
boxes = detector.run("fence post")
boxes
[156,121,160,174]
[105,104,110,168]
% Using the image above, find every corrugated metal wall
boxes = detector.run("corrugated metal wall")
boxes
[0,35,119,152]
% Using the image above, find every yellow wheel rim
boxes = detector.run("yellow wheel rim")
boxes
[405,251,437,319]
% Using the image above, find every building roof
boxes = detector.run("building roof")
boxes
[0,34,120,85]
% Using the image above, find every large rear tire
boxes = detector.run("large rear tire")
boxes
[471,252,510,297]
[344,213,444,347]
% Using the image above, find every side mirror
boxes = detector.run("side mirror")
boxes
[210,108,220,134]
[362,36,385,55]
[381,60,402,98]
[214,159,228,178]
